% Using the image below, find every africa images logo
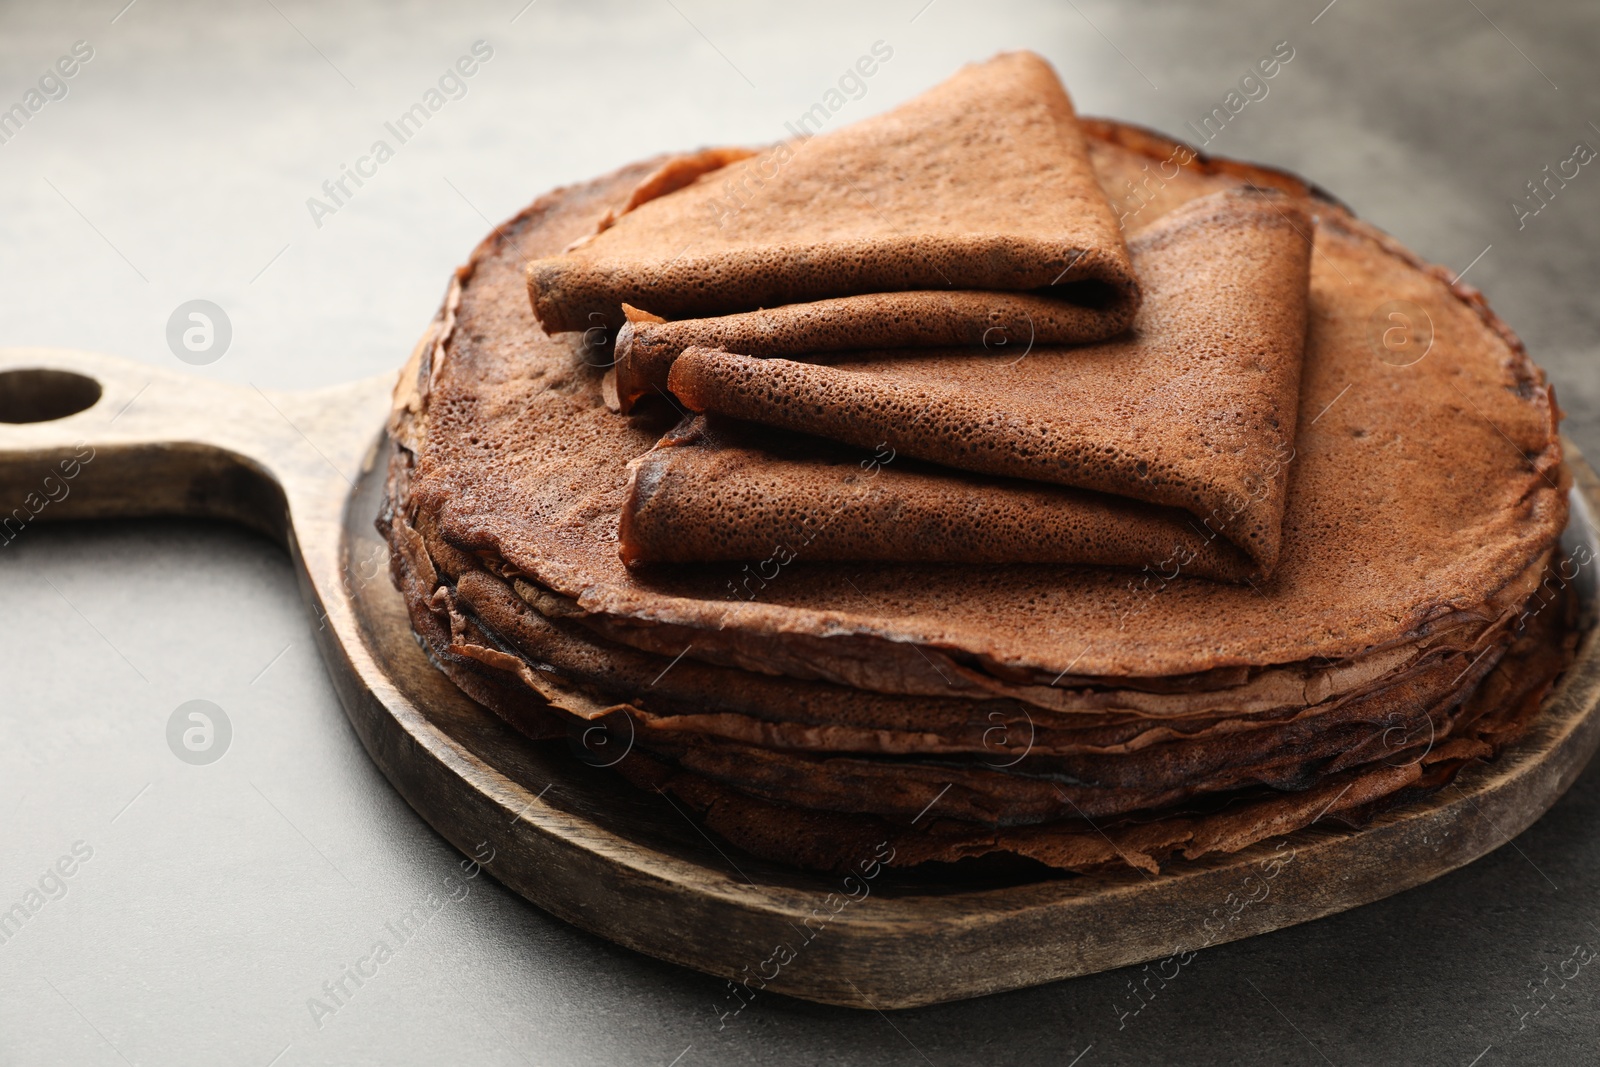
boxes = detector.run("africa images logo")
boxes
[166,300,232,365]
[166,700,232,766]
[305,41,494,229]
[0,40,94,148]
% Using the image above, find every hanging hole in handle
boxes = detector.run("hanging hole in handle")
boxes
[0,369,103,424]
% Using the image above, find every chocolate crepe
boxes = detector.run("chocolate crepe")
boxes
[381,107,1573,875]
[525,52,1139,347]
[618,414,1256,580]
[611,289,1119,414]
[628,186,1312,575]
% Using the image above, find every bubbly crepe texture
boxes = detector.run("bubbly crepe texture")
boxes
[381,109,1572,874]
[524,52,1139,345]
[634,186,1311,574]
[618,414,1257,579]
[611,289,1124,414]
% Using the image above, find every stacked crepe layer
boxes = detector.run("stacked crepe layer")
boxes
[380,54,1575,875]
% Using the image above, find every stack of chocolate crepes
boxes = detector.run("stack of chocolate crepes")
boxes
[381,52,1578,874]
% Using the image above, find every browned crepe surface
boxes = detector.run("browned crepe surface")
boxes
[636,186,1311,573]
[524,52,1138,342]
[612,289,1126,414]
[618,414,1256,580]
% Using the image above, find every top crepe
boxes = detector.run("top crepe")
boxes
[524,51,1139,344]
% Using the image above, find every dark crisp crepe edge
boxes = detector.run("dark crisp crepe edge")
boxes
[379,457,1579,873]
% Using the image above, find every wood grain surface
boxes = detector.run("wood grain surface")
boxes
[1,345,1595,1009]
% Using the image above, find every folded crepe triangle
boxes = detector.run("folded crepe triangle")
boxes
[641,187,1313,578]
[620,414,1260,581]
[610,287,1116,414]
[525,51,1141,348]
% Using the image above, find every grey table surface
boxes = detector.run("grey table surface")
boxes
[2,1,1598,1064]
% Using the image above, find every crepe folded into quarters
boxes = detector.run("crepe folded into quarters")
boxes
[525,51,1142,408]
[380,65,1579,876]
[618,414,1262,581]
[610,287,1127,415]
[620,186,1312,579]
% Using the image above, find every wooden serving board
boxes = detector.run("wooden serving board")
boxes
[1,345,1597,1009]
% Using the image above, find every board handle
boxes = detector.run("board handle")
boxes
[0,347,393,546]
